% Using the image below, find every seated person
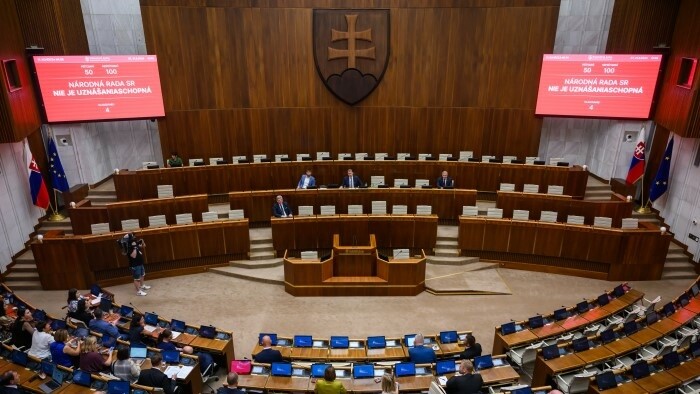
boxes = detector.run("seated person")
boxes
[0,371,21,394]
[28,320,54,359]
[446,360,482,394]
[10,307,34,350]
[459,334,482,360]
[89,308,124,343]
[436,170,454,188]
[272,195,293,218]
[129,313,148,347]
[342,168,362,188]
[166,152,183,168]
[157,329,215,376]
[314,366,346,394]
[68,299,93,328]
[253,335,283,363]
[218,372,245,394]
[111,345,141,383]
[137,353,177,394]
[50,329,80,367]
[79,336,113,373]
[66,288,80,314]
[297,169,316,189]
[381,373,399,394]
[408,334,436,363]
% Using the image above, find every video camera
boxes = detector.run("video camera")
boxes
[117,233,144,255]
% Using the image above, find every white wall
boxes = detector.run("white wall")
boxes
[0,142,45,271]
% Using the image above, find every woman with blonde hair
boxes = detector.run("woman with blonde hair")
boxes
[381,373,399,394]
[79,336,113,373]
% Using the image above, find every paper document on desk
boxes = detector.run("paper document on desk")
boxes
[165,366,194,379]
[164,366,179,379]
[143,325,157,333]
[171,331,181,339]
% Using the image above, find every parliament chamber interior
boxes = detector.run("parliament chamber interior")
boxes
[1,0,700,393]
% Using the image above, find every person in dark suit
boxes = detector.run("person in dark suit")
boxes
[218,372,246,394]
[272,195,293,218]
[137,353,177,394]
[297,169,316,189]
[446,360,482,394]
[459,334,482,360]
[436,170,454,188]
[407,334,436,364]
[253,335,283,364]
[0,371,21,394]
[342,169,362,188]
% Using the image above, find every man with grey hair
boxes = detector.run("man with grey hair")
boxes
[408,333,436,363]
[272,195,292,218]
[446,360,482,394]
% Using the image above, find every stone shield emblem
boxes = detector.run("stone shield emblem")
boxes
[313,9,390,105]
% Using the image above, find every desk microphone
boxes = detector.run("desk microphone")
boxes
[129,302,144,316]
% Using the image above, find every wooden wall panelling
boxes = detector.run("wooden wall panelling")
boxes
[606,0,679,55]
[139,227,174,263]
[532,222,563,257]
[223,220,251,256]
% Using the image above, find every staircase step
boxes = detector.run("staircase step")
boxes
[229,259,283,269]
[15,250,34,262]
[5,271,40,281]
[436,236,458,242]
[664,261,695,271]
[11,262,38,273]
[661,271,698,280]
[426,256,480,266]
[434,248,460,257]
[4,281,42,291]
[250,243,274,252]
[436,240,458,247]
[250,237,273,245]
[250,251,276,260]
[666,254,690,262]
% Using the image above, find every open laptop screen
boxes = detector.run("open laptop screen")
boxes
[144,312,158,326]
[600,328,615,344]
[439,331,458,344]
[73,370,91,387]
[631,361,650,380]
[330,336,349,349]
[119,305,133,318]
[404,334,416,347]
[163,350,180,364]
[597,294,609,306]
[271,362,292,377]
[596,371,617,390]
[613,284,626,297]
[473,355,494,370]
[435,360,456,375]
[663,351,681,369]
[541,345,560,360]
[645,311,659,326]
[353,364,374,379]
[170,319,186,332]
[311,364,329,378]
[367,336,386,349]
[662,302,675,317]
[623,321,638,335]
[100,298,112,312]
[199,325,216,339]
[500,322,517,335]
[394,362,415,377]
[107,380,131,394]
[553,308,569,321]
[294,335,313,348]
[130,347,147,359]
[572,337,590,352]
[528,315,544,329]
[576,301,590,313]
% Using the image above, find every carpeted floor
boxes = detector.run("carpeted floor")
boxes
[12,268,695,391]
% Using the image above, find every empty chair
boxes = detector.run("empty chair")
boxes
[487,208,503,218]
[673,328,698,349]
[337,153,352,160]
[252,154,267,163]
[508,341,546,366]
[593,217,613,228]
[393,249,410,259]
[121,219,140,231]
[428,381,447,394]
[320,205,336,215]
[90,223,110,235]
[316,152,330,160]
[148,215,167,227]
[458,151,473,161]
[638,339,678,360]
[300,251,318,260]
[274,154,289,162]
[462,206,478,217]
[418,153,432,161]
[540,211,558,223]
[626,295,662,318]
[296,153,310,161]
[416,205,432,215]
[438,153,452,161]
[415,179,429,187]
[499,183,515,192]
[549,157,564,165]
[157,185,174,198]
[142,161,158,169]
[555,369,598,394]
[392,205,408,215]
[481,155,495,162]
[547,185,564,195]
[347,205,363,215]
[209,157,224,165]
[228,209,245,219]
[394,178,409,187]
[512,210,530,221]
[297,206,314,216]
[201,212,219,222]
[355,153,368,160]
[176,213,193,224]
[621,218,639,229]
[523,184,539,193]
[525,156,539,164]
[375,153,388,161]
[371,201,387,215]
[502,155,517,163]
[397,153,410,161]
[679,382,700,394]
[370,175,385,188]
[231,155,247,164]
[567,215,585,225]
[188,158,204,166]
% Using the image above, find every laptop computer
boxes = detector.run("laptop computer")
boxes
[646,311,659,326]
[596,371,617,390]
[512,388,533,394]
[367,336,386,349]
[623,321,638,335]
[311,363,330,378]
[394,362,416,377]
[51,319,67,331]
[404,334,417,347]
[572,337,590,352]
[90,284,102,297]
[39,363,64,393]
[170,319,186,333]
[130,347,148,363]
[144,312,159,326]
[691,283,699,297]
[72,370,92,387]
[528,315,544,329]
[199,325,216,339]
[439,331,458,344]
[662,302,675,317]
[662,351,681,369]
[690,341,700,358]
[435,360,457,375]
[271,362,292,377]
[631,361,650,380]
[500,322,518,335]
[541,345,560,360]
[162,350,180,364]
[119,305,133,318]
[473,355,494,370]
[259,333,278,346]
[353,364,374,379]
[678,293,690,306]
[330,336,349,349]
[107,380,131,394]
[100,298,113,312]
[553,308,569,321]
[600,328,616,344]
[294,335,313,348]
[597,294,610,306]
[576,300,590,313]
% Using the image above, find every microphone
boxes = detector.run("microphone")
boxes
[129,302,144,316]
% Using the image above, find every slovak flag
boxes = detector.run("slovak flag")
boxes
[625,128,645,184]
[26,143,50,210]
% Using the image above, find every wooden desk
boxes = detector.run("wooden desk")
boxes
[558,315,591,331]
[265,376,311,392]
[438,343,464,357]
[683,297,700,313]
[351,377,382,393]
[492,329,538,355]
[238,374,269,390]
[190,336,236,369]
[251,344,293,360]
[670,307,698,324]
[396,375,434,391]
[667,358,700,382]
[532,354,585,386]
[604,337,643,357]
[290,347,330,360]
[634,372,680,393]
[587,381,644,394]
[576,346,615,365]
[328,348,368,361]
[479,365,520,385]
[366,347,407,361]
[172,332,197,346]
[530,322,566,339]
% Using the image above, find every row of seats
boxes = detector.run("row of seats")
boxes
[462,206,637,228]
[296,203,433,216]
[90,210,244,234]
[144,152,569,168]
[499,183,563,195]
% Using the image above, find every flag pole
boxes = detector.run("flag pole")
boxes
[47,188,65,221]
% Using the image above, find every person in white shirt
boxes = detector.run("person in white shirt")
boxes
[28,320,54,360]
[297,169,316,189]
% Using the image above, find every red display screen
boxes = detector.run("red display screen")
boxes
[33,55,165,122]
[535,54,662,119]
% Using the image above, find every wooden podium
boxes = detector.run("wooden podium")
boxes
[283,234,426,296]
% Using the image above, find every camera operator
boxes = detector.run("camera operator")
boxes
[126,233,151,296]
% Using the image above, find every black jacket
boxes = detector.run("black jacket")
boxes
[137,368,177,394]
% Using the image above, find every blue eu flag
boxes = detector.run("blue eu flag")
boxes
[649,137,673,203]
[48,136,70,192]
